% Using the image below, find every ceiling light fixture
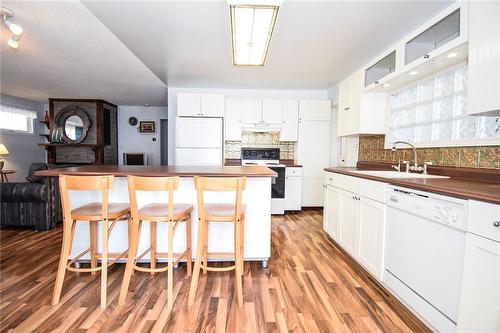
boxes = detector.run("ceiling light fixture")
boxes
[229,1,281,66]
[1,7,23,49]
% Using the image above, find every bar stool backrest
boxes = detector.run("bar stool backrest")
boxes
[194,176,246,221]
[127,176,179,221]
[59,175,114,222]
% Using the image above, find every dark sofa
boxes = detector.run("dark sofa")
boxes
[0,163,62,231]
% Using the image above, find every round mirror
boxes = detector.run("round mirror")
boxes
[64,115,84,141]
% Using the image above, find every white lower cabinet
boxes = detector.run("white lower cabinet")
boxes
[457,233,500,332]
[323,171,386,281]
[323,185,341,239]
[285,167,302,211]
[357,197,385,280]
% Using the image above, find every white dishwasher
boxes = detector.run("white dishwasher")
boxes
[384,186,467,333]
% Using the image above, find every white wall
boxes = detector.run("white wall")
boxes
[118,106,167,166]
[327,84,340,166]
[167,87,329,164]
[0,94,47,182]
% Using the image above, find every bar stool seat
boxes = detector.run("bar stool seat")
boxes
[138,203,193,220]
[71,202,130,221]
[203,203,246,221]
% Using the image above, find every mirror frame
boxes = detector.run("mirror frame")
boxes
[55,105,92,144]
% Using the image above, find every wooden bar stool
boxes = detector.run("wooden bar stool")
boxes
[52,175,130,309]
[118,176,193,309]
[188,176,246,308]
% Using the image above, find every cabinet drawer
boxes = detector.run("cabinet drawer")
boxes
[324,172,338,187]
[338,174,358,193]
[286,167,302,177]
[357,178,386,203]
[468,200,500,242]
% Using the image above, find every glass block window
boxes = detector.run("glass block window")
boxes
[386,63,500,147]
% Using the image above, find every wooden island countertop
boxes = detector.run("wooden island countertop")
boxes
[35,165,278,178]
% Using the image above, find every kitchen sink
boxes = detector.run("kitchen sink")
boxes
[350,170,450,179]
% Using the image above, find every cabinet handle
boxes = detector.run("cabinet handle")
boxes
[424,54,430,59]
[374,80,379,85]
[344,107,350,111]
[328,178,333,181]
[494,221,500,227]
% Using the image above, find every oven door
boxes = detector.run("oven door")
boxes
[269,167,285,199]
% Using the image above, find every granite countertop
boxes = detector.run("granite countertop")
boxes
[324,167,500,205]
[35,165,278,178]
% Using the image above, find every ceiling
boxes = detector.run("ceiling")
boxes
[0,1,452,106]
[0,1,167,105]
[83,0,452,90]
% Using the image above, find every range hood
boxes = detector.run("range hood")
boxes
[241,122,282,132]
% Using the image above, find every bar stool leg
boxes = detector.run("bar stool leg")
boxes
[100,219,109,308]
[51,220,74,305]
[118,219,139,305]
[150,221,157,274]
[234,219,243,307]
[188,218,205,306]
[167,222,174,310]
[202,220,208,275]
[90,221,98,276]
[186,215,192,276]
[240,217,245,276]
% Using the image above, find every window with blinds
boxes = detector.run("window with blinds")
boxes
[0,105,38,133]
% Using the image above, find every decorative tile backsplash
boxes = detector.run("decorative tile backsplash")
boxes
[225,131,296,160]
[359,135,500,169]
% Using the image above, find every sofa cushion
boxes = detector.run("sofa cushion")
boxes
[26,163,48,183]
[0,182,48,202]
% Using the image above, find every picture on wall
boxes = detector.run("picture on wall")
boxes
[139,121,155,133]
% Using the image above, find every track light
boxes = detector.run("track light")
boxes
[1,7,23,49]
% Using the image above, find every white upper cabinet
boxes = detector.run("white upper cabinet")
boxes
[242,99,262,124]
[200,94,224,117]
[337,71,387,137]
[299,100,331,121]
[467,0,500,116]
[262,99,283,124]
[225,99,243,141]
[280,100,299,141]
[177,93,201,117]
[177,93,224,117]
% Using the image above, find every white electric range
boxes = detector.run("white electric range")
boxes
[241,148,285,214]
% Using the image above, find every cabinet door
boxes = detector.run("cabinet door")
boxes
[284,176,302,211]
[280,100,299,141]
[299,100,331,121]
[262,99,283,124]
[242,99,262,124]
[177,93,200,117]
[201,94,224,117]
[339,191,360,255]
[337,78,351,137]
[324,185,341,240]
[225,99,242,141]
[457,233,500,332]
[467,1,500,115]
[348,71,363,134]
[357,197,385,280]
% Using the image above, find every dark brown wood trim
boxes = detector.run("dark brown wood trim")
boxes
[48,98,117,108]
[326,235,433,333]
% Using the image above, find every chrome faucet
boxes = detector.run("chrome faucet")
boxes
[390,146,401,172]
[392,141,418,168]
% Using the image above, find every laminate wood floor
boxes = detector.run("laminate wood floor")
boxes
[0,209,429,333]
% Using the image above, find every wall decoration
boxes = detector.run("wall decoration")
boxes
[139,121,155,133]
[128,117,138,126]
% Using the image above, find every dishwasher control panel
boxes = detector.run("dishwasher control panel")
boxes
[387,186,468,231]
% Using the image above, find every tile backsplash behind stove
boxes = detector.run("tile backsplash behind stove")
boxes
[225,132,296,160]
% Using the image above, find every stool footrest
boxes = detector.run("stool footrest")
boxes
[199,263,236,272]
[66,248,128,272]
[132,249,190,273]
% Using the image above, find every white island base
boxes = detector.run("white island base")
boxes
[66,176,272,267]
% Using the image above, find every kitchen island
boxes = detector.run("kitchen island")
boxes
[36,165,277,267]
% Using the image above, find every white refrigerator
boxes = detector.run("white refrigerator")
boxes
[175,117,223,166]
